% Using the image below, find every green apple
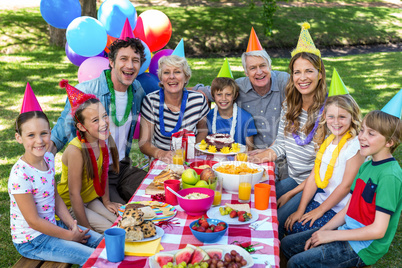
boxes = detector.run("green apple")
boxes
[181,169,199,185]
[194,180,209,188]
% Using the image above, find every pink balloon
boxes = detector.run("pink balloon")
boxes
[78,57,110,83]
[148,49,173,76]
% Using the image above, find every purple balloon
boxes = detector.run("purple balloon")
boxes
[148,49,173,76]
[66,42,106,66]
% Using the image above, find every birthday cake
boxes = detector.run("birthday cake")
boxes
[205,133,234,150]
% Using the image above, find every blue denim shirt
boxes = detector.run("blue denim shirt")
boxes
[51,71,145,157]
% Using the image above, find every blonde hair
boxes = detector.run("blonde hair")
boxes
[314,95,362,147]
[211,77,239,99]
[363,110,402,154]
[157,55,191,88]
[284,52,327,136]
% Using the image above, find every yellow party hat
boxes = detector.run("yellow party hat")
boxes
[291,22,321,58]
[328,68,349,96]
[217,58,233,78]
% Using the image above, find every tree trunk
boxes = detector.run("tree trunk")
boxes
[48,0,97,47]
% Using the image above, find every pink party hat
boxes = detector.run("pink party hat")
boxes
[119,18,135,40]
[381,88,402,119]
[59,79,97,115]
[21,82,42,113]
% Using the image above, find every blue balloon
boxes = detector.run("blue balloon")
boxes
[139,41,151,75]
[136,73,160,95]
[40,0,81,29]
[97,0,137,38]
[66,16,107,57]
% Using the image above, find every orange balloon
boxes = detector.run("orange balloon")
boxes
[134,10,172,52]
[104,35,117,53]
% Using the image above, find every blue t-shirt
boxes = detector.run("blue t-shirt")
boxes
[207,107,257,145]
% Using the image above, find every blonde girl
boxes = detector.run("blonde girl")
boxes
[57,81,120,234]
[285,95,365,234]
[10,111,102,265]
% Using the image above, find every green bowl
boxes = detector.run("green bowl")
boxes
[182,180,217,190]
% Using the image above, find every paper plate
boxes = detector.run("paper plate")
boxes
[207,206,259,225]
[119,201,177,222]
[125,226,164,243]
[195,143,246,156]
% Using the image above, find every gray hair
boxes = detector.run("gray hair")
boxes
[241,50,272,74]
[157,55,191,88]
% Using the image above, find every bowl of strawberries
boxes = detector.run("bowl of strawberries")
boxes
[189,217,228,243]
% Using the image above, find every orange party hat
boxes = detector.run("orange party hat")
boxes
[246,27,263,52]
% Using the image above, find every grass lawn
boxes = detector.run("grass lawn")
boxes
[0,5,401,267]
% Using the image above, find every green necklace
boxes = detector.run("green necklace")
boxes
[105,70,133,127]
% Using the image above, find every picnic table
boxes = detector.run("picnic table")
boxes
[83,159,279,268]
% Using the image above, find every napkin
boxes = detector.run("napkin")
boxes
[125,238,164,256]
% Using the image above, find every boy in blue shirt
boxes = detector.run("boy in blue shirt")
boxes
[207,77,257,150]
[281,109,402,267]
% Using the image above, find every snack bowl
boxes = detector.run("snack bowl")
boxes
[212,161,264,193]
[189,218,228,243]
[189,160,218,175]
[176,188,215,216]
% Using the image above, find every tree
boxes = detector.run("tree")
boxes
[48,0,97,47]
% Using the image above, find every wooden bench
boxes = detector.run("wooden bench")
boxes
[13,257,72,268]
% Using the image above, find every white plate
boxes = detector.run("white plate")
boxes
[207,206,259,225]
[126,226,164,243]
[149,244,254,268]
[195,143,246,156]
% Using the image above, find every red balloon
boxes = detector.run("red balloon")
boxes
[134,10,172,52]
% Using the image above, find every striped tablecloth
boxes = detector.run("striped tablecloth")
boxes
[84,159,279,268]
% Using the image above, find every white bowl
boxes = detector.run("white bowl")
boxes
[212,161,264,193]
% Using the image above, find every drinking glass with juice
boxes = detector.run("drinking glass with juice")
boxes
[235,153,248,162]
[212,177,222,206]
[172,149,184,165]
[238,175,252,203]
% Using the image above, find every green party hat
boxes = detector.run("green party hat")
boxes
[217,58,233,78]
[328,68,349,96]
[381,88,402,119]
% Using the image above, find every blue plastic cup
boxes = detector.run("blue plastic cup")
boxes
[104,227,126,262]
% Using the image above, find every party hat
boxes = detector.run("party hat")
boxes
[291,22,321,58]
[328,68,349,96]
[119,18,135,40]
[381,88,402,119]
[59,79,97,115]
[246,27,263,52]
[217,58,233,78]
[21,82,43,113]
[171,38,185,58]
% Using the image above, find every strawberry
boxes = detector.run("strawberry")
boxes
[197,226,206,232]
[198,216,208,226]
[201,221,209,229]
[191,222,199,230]
[214,225,225,232]
[206,228,213,233]
[217,222,226,227]
[237,211,246,217]
[229,210,238,218]
[238,212,251,222]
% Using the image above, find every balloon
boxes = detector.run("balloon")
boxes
[136,73,160,94]
[97,0,137,38]
[139,41,151,75]
[40,0,81,29]
[134,10,172,52]
[78,57,110,83]
[67,16,107,57]
[148,49,173,76]
[104,35,118,54]
[66,43,106,66]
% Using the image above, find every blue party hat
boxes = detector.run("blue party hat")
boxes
[171,38,185,58]
[381,88,402,119]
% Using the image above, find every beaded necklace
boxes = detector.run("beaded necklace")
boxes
[314,131,352,189]
[105,70,133,127]
[212,103,238,138]
[292,103,326,146]
[159,88,188,137]
[77,131,109,196]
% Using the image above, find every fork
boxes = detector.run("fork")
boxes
[249,216,271,230]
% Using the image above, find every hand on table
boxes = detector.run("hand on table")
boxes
[104,200,122,216]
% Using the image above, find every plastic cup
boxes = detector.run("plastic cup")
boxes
[212,177,222,206]
[238,174,252,203]
[164,179,181,206]
[254,183,271,210]
[235,152,248,162]
[104,227,126,263]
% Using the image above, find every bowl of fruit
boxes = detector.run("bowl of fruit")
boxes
[181,167,217,190]
[190,217,228,243]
